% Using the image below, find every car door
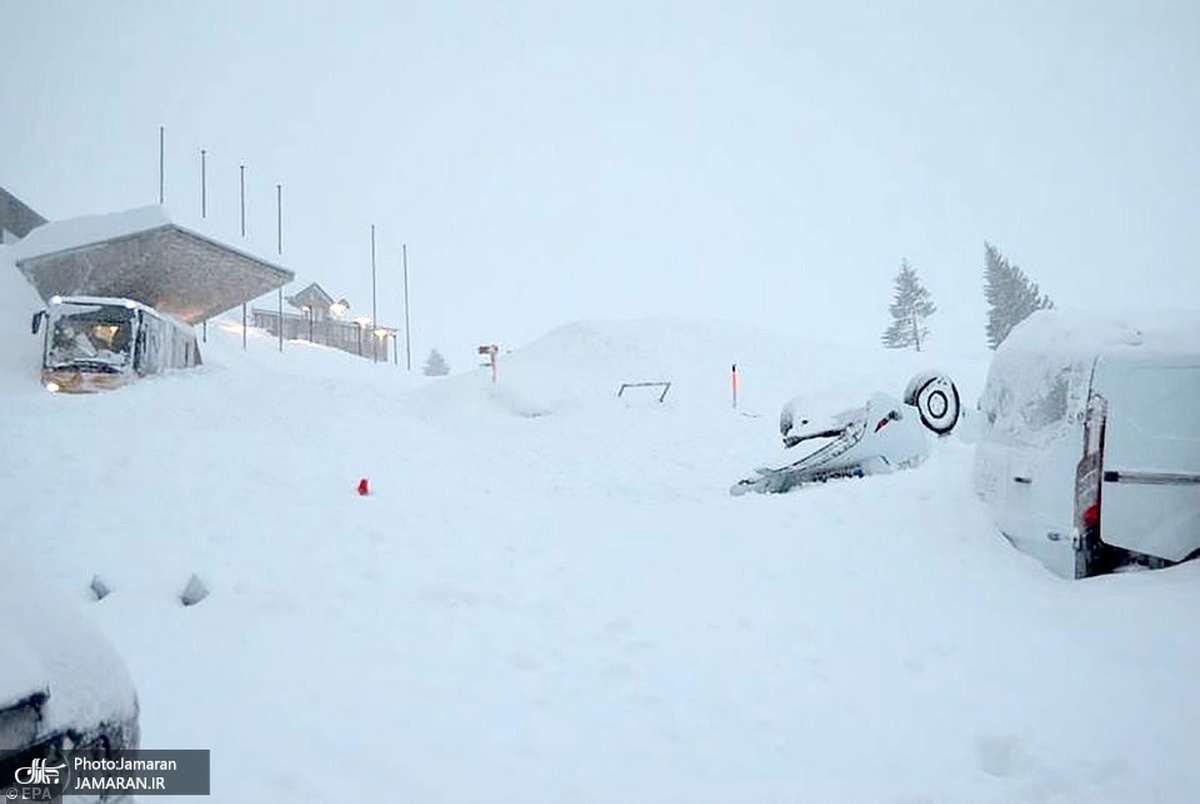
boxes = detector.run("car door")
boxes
[1096,355,1200,561]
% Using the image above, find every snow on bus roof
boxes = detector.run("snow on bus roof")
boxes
[49,295,188,321]
[1002,308,1200,358]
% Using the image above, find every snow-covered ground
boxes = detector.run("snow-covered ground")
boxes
[3,257,1199,803]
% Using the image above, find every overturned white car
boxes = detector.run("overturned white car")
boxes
[731,372,961,495]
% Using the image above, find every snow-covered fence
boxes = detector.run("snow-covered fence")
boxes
[252,308,371,357]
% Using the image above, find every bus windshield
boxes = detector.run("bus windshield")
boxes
[46,304,135,371]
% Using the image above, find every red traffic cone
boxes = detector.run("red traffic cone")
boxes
[357,478,370,496]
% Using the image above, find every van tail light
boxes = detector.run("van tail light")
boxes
[1073,454,1103,539]
[1072,392,1108,577]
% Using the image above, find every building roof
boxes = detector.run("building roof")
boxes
[12,206,294,324]
[286,282,335,310]
[0,187,47,240]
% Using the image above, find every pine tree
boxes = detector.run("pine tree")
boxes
[882,259,936,352]
[422,348,450,376]
[983,243,1054,349]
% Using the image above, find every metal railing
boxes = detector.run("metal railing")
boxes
[251,309,382,359]
[617,381,672,403]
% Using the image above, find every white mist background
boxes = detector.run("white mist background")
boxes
[2,1,1197,367]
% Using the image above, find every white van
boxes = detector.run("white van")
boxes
[972,309,1200,578]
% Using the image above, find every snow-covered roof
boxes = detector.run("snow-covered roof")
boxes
[1001,308,1200,359]
[286,282,335,310]
[0,186,48,239]
[12,205,294,324]
[8,205,172,260]
[48,294,191,325]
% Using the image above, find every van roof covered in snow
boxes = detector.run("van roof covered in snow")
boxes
[982,309,1200,449]
[1002,309,1200,359]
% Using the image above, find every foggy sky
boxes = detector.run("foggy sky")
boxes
[3,1,1197,367]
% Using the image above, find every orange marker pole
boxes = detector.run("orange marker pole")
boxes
[731,363,738,409]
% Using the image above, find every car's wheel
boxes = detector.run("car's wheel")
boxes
[904,372,960,435]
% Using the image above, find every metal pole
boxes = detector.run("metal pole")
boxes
[370,224,378,363]
[402,244,412,371]
[158,126,164,204]
[200,149,207,218]
[241,163,248,350]
[239,165,246,237]
[277,184,283,353]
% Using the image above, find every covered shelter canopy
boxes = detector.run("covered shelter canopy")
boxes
[13,206,294,325]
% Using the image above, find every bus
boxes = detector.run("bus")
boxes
[30,295,202,393]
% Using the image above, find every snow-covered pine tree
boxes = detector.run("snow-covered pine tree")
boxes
[881,259,936,352]
[983,243,1054,349]
[422,348,450,376]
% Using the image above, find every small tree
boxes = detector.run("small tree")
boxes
[882,259,936,352]
[422,348,450,376]
[984,242,1053,349]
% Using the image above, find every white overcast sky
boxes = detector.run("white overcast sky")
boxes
[2,1,1197,364]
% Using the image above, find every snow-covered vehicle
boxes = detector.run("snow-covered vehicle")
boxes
[30,295,201,393]
[1,574,140,802]
[973,309,1200,578]
[731,372,961,495]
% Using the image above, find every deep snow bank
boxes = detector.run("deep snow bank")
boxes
[0,249,52,396]
[4,294,1198,803]
[404,314,990,425]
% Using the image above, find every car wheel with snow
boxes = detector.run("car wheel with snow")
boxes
[904,372,960,435]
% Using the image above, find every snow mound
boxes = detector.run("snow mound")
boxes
[2,568,138,735]
[403,315,982,423]
[3,285,1200,802]
[0,249,52,396]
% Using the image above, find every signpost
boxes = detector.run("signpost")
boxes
[478,344,499,383]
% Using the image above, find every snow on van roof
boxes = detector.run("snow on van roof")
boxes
[1002,308,1200,357]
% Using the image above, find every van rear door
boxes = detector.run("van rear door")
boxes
[1095,356,1200,562]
